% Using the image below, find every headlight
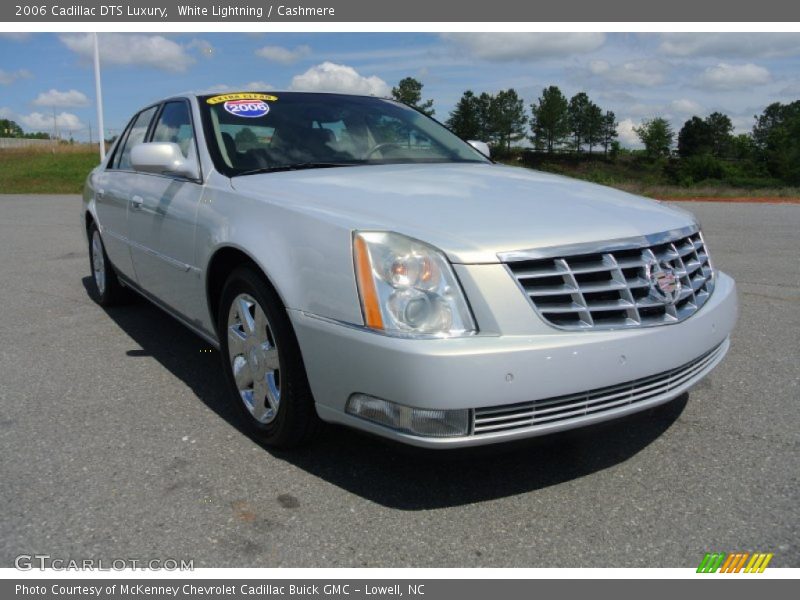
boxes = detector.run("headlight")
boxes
[353,231,476,338]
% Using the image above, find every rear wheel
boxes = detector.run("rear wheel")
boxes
[88,222,127,306]
[218,267,320,447]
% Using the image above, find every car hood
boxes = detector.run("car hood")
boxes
[230,162,697,264]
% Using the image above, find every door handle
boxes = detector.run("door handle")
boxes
[96,188,104,200]
[130,195,144,211]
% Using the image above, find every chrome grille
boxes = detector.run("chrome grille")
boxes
[473,342,726,435]
[506,230,714,330]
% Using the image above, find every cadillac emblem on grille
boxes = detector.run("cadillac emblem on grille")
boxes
[646,260,681,304]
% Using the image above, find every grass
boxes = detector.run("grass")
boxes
[2,145,799,200]
[0,145,100,194]
[498,155,800,201]
[612,183,800,200]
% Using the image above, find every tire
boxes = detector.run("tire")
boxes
[88,222,128,307]
[218,266,321,448]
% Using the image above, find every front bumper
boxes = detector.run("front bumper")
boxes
[290,271,737,448]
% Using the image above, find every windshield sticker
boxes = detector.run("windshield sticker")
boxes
[223,99,270,118]
[206,93,278,105]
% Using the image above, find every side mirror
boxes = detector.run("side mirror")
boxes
[468,140,491,158]
[131,142,199,179]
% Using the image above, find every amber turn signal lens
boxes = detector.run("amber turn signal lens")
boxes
[354,234,384,329]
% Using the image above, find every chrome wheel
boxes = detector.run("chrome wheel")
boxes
[91,230,106,295]
[227,293,281,424]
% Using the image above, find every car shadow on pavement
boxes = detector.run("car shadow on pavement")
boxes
[86,277,688,511]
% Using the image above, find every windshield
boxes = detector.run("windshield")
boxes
[198,92,489,176]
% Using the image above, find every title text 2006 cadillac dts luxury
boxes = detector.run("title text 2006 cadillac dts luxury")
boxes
[82,91,737,448]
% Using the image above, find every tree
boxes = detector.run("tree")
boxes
[529,85,569,153]
[601,111,618,157]
[447,90,497,143]
[752,101,800,150]
[730,133,757,161]
[477,92,495,142]
[446,90,483,140]
[678,112,734,158]
[488,89,527,151]
[634,118,674,159]
[0,118,24,138]
[752,101,800,183]
[391,77,435,116]
[567,92,591,153]
[705,112,734,157]
[583,102,604,154]
[677,116,712,158]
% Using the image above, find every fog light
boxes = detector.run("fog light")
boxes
[346,394,470,437]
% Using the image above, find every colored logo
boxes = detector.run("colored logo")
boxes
[646,259,682,304]
[206,93,278,105]
[697,552,774,573]
[223,99,270,118]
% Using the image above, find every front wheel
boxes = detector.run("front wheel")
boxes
[88,222,127,306]
[218,267,320,448]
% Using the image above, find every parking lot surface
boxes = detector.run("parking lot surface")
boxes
[0,195,797,567]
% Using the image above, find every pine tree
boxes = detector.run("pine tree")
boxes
[567,92,591,153]
[529,86,570,153]
[446,90,482,140]
[391,77,435,116]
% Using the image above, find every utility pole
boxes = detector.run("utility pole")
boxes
[52,106,58,151]
[93,32,106,161]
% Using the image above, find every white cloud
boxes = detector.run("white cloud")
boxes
[626,103,660,118]
[668,98,703,115]
[617,118,642,148]
[588,60,610,75]
[441,33,605,61]
[608,95,704,122]
[59,33,205,72]
[255,44,312,65]
[699,63,771,90]
[730,115,755,134]
[0,68,32,85]
[289,62,389,96]
[33,89,90,108]
[779,82,800,97]
[18,111,85,132]
[659,33,800,58]
[0,106,14,119]
[596,90,638,104]
[585,59,670,87]
[242,81,273,91]
[188,38,215,58]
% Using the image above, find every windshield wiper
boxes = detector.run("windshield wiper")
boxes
[234,162,360,177]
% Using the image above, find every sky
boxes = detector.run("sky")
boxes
[2,32,800,145]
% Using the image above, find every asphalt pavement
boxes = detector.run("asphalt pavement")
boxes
[0,195,797,567]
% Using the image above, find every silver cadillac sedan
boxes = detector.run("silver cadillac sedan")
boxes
[83,91,737,448]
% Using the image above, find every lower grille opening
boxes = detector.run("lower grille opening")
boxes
[472,342,725,435]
